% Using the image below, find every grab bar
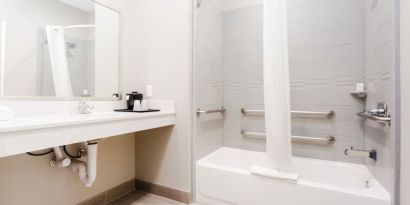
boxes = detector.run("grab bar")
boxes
[241,108,335,118]
[357,112,391,126]
[240,130,266,139]
[240,130,336,145]
[197,107,226,116]
[241,108,264,115]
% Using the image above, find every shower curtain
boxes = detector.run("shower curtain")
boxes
[46,26,73,97]
[263,0,293,172]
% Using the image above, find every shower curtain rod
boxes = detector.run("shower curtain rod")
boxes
[56,25,96,30]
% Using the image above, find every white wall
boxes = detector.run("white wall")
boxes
[401,0,409,204]
[122,0,193,192]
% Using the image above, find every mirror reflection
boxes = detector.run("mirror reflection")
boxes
[0,0,120,98]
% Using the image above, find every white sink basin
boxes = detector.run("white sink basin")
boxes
[62,112,123,119]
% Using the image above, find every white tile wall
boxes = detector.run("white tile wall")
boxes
[363,0,397,198]
[222,5,265,151]
[221,1,366,164]
[288,0,365,163]
[195,0,224,160]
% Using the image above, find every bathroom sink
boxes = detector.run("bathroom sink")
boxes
[59,112,125,120]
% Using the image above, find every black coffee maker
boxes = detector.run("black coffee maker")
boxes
[126,92,144,110]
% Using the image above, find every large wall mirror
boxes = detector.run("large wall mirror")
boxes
[0,0,120,100]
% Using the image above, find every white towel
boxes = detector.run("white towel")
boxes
[0,105,13,121]
[250,165,298,183]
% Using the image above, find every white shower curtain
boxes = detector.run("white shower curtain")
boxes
[46,26,73,97]
[263,0,293,172]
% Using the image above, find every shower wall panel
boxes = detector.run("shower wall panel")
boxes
[363,0,397,197]
[222,5,265,151]
[195,0,224,160]
[222,0,367,164]
[288,0,365,163]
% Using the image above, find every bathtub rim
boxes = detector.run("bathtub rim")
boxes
[196,147,390,201]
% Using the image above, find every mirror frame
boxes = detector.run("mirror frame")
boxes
[0,0,122,101]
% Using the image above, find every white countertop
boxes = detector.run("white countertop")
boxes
[0,100,176,158]
[0,111,175,133]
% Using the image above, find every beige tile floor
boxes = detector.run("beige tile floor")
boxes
[109,190,185,205]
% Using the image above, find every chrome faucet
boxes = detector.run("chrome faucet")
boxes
[368,102,389,117]
[77,100,94,114]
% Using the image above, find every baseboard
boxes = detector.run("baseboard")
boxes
[77,179,135,205]
[135,179,191,204]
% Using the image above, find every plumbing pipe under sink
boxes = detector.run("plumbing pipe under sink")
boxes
[69,141,98,187]
[50,146,71,168]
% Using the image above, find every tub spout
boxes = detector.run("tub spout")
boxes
[69,141,98,187]
[344,146,377,161]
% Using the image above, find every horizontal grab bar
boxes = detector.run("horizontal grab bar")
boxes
[197,107,226,116]
[240,130,336,145]
[357,112,390,126]
[241,109,264,115]
[241,108,335,118]
[292,110,335,118]
[240,130,266,139]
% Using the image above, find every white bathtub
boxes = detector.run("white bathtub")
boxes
[196,147,390,205]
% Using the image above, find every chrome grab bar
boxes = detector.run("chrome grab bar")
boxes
[197,107,226,116]
[292,110,335,118]
[357,112,391,125]
[291,135,336,145]
[241,108,335,118]
[241,108,264,115]
[240,130,266,139]
[240,130,336,145]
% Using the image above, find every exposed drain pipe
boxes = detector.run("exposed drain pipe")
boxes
[69,140,98,187]
[50,146,71,168]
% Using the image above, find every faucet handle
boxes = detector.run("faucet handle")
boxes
[86,102,95,109]
[77,100,94,114]
[84,102,94,114]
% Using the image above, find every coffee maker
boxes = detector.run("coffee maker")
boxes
[126,92,143,110]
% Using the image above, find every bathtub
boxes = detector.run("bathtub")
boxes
[196,147,390,205]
